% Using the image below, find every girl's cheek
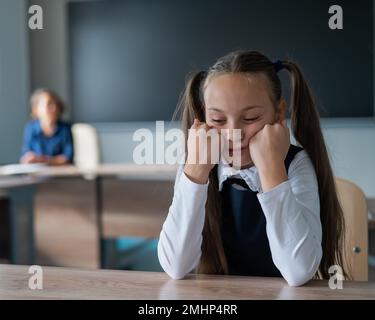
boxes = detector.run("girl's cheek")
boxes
[209,123,220,130]
[244,123,262,141]
[205,119,217,129]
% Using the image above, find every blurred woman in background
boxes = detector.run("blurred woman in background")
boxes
[20,88,73,165]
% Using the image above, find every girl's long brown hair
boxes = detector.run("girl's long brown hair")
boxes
[174,51,348,279]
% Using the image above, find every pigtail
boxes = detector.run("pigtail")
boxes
[198,164,229,275]
[173,71,207,135]
[175,70,228,275]
[282,60,349,279]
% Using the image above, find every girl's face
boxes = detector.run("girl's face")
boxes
[204,73,286,168]
[32,93,60,125]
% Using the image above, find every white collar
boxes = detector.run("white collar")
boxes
[217,156,262,193]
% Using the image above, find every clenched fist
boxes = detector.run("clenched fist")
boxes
[249,120,290,192]
[184,119,220,184]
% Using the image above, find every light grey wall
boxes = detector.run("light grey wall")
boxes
[321,119,375,198]
[0,0,30,164]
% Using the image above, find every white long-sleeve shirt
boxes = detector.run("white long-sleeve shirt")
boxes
[157,149,323,286]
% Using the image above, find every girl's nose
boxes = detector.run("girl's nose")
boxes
[221,126,244,146]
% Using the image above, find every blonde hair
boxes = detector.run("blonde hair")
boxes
[30,88,65,119]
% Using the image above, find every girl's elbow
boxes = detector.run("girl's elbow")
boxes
[157,244,189,280]
[159,257,189,280]
[283,254,322,287]
[165,267,188,280]
[284,272,312,287]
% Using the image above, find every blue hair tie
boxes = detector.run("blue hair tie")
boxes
[273,60,284,73]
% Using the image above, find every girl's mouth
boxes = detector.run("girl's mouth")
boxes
[229,146,247,152]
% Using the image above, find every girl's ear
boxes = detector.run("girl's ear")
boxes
[275,99,287,123]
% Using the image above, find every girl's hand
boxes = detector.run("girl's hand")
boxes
[184,119,219,184]
[249,120,290,192]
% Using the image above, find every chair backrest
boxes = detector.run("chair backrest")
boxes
[335,177,368,281]
[71,123,101,169]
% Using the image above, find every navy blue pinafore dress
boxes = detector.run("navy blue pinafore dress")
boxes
[220,145,303,277]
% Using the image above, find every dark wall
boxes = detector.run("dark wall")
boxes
[68,0,373,122]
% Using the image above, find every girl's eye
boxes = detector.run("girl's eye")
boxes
[244,117,259,122]
[212,119,226,124]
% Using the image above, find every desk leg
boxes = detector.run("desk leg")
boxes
[8,186,35,265]
[95,177,105,269]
